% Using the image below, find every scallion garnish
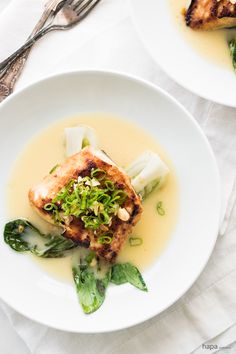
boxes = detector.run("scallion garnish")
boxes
[44,203,56,211]
[43,170,127,231]
[156,201,165,216]
[105,180,115,191]
[98,235,113,245]
[111,190,127,204]
[49,164,60,174]
[91,168,106,180]
[129,237,143,247]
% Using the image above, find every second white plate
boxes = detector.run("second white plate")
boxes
[130,0,236,107]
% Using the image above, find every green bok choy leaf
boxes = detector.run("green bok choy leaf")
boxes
[111,262,148,291]
[72,251,111,314]
[229,39,236,72]
[4,219,77,258]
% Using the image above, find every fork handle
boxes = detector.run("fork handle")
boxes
[0,51,30,102]
[0,25,55,75]
[0,1,60,102]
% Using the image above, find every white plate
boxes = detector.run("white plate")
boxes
[129,0,236,107]
[0,71,220,333]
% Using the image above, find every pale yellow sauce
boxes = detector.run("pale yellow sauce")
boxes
[7,113,178,282]
[169,0,236,69]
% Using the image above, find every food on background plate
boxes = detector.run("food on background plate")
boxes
[4,122,171,314]
[186,0,236,30]
[179,0,236,71]
[229,38,236,70]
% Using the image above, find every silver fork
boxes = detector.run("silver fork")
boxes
[0,0,67,102]
[0,0,101,78]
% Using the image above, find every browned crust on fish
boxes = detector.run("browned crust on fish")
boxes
[186,0,236,30]
[29,147,142,262]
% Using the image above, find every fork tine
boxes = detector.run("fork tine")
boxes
[73,0,93,12]
[75,0,101,18]
[72,0,86,10]
[65,0,76,6]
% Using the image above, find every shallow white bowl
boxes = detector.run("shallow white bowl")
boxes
[130,0,236,107]
[0,71,220,332]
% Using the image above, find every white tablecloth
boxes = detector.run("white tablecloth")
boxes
[0,1,236,353]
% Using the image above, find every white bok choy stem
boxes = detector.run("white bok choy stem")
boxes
[126,151,169,199]
[65,125,98,157]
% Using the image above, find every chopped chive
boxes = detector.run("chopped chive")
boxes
[156,201,165,216]
[129,237,143,247]
[49,164,60,174]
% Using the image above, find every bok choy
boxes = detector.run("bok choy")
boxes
[65,125,98,157]
[4,219,77,258]
[229,39,236,72]
[111,263,147,291]
[72,252,148,314]
[3,219,148,314]
[72,251,111,314]
[126,150,169,199]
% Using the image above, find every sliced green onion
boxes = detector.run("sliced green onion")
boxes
[49,170,127,230]
[80,191,88,210]
[81,216,100,230]
[91,168,106,180]
[129,237,143,247]
[156,201,165,216]
[49,164,60,174]
[105,180,115,191]
[52,209,62,223]
[98,235,113,245]
[98,231,113,245]
[44,203,56,211]
[99,211,110,224]
[112,190,127,205]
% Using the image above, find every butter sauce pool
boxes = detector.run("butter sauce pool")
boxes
[7,113,178,281]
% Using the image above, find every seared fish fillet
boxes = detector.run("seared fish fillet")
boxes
[29,147,142,262]
[186,0,236,30]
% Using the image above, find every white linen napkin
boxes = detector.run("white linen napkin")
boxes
[0,1,236,353]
